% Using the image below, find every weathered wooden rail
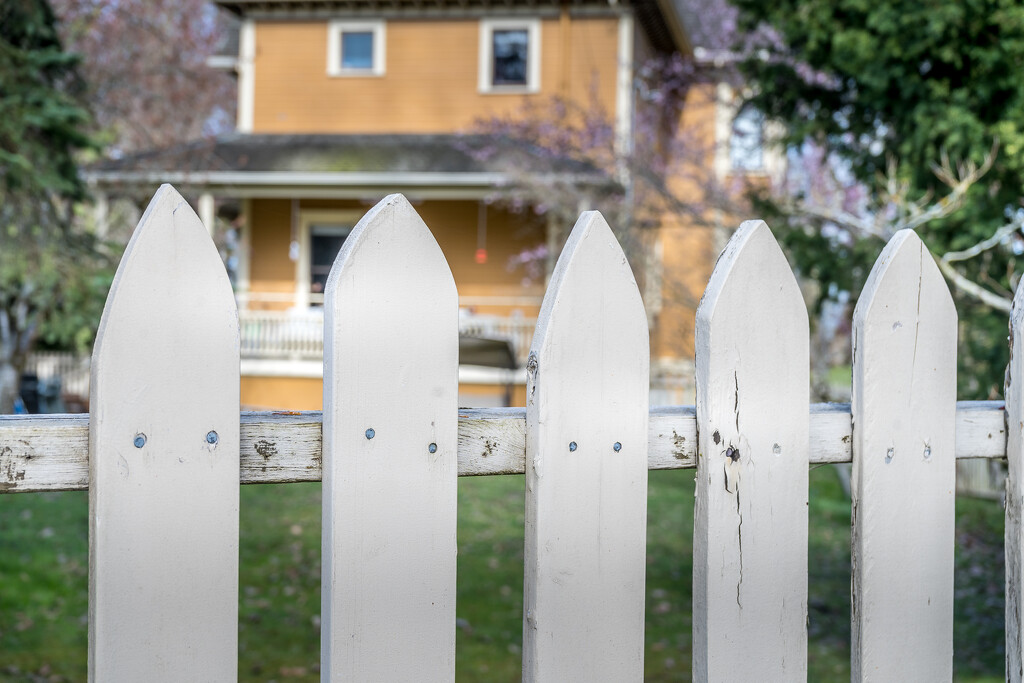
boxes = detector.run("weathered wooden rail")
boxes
[0,401,1007,492]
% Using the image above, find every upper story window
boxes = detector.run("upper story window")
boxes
[479,19,540,94]
[327,21,386,77]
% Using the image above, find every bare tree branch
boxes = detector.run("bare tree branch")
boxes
[784,139,1016,311]
[942,215,1024,264]
[935,258,1012,312]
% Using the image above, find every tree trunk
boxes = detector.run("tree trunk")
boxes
[0,361,19,414]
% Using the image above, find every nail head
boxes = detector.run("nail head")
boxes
[133,434,146,449]
[613,442,622,452]
[365,428,375,440]
[206,431,219,445]
[569,441,577,452]
[429,443,437,453]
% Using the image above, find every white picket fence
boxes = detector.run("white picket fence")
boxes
[1,184,1022,680]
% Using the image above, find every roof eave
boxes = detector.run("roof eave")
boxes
[84,169,609,200]
[652,0,691,55]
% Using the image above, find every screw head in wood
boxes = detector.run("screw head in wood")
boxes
[206,431,219,445]
[133,434,146,448]
[613,442,622,452]
[365,428,375,440]
[569,441,577,452]
[429,443,437,453]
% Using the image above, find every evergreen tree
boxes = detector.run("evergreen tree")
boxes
[0,0,108,412]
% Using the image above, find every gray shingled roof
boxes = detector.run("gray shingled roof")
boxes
[85,133,611,199]
[93,133,595,174]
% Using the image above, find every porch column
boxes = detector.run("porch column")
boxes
[237,198,252,310]
[94,190,109,238]
[545,213,558,285]
[198,192,216,236]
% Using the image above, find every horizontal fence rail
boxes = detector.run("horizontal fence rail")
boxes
[0,401,1006,494]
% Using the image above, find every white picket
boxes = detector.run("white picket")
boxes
[1006,278,1024,682]
[692,220,809,681]
[522,212,649,682]
[88,185,239,681]
[321,194,459,680]
[851,229,956,681]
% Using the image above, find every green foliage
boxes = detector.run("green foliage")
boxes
[0,249,112,356]
[734,0,1024,398]
[0,0,109,395]
[0,0,91,206]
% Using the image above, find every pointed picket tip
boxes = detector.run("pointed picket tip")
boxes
[1013,271,1024,334]
[324,193,455,306]
[530,210,646,361]
[92,183,237,377]
[853,229,955,330]
[696,220,803,332]
[1009,274,1024,394]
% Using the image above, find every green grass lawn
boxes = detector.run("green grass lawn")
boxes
[0,466,1006,681]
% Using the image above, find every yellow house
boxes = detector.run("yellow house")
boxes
[87,0,764,409]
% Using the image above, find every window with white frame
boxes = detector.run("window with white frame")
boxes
[327,21,386,77]
[730,107,765,172]
[479,19,540,93]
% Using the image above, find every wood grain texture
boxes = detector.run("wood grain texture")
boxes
[1008,278,1024,682]
[693,220,809,681]
[523,212,649,682]
[0,402,1008,492]
[851,229,957,682]
[321,194,459,681]
[88,185,240,681]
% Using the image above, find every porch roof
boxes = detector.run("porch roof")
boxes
[85,133,606,199]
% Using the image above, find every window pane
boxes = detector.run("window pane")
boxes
[492,29,528,85]
[731,108,764,171]
[341,31,374,70]
[310,225,350,294]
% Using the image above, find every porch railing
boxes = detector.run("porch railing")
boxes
[238,308,536,365]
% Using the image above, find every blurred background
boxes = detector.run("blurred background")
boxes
[1,0,1018,679]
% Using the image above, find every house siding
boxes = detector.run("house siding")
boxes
[241,375,527,410]
[651,83,722,363]
[250,17,620,134]
[247,197,546,315]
